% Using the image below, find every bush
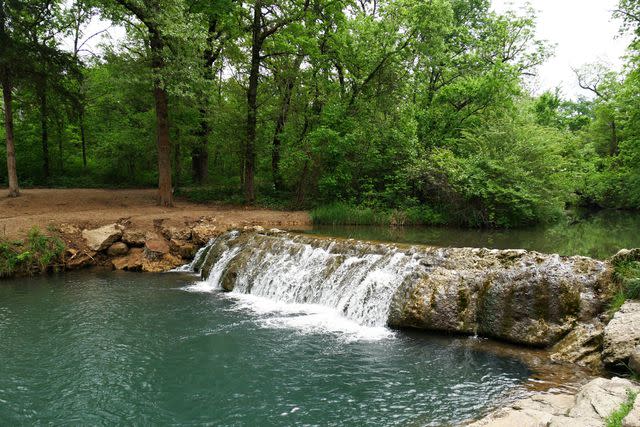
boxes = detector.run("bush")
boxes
[0,228,65,278]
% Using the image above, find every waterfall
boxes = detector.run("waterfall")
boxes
[194,231,421,327]
[188,230,609,346]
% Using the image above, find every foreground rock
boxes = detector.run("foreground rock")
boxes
[82,224,123,251]
[603,301,640,368]
[469,377,640,426]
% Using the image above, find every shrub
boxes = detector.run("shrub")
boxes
[0,228,65,278]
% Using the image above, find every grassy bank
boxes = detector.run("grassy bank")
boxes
[310,203,446,227]
[0,228,66,278]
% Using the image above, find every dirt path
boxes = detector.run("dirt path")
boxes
[0,188,310,239]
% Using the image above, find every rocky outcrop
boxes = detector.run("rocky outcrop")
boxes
[386,248,610,346]
[82,224,123,251]
[603,301,640,368]
[469,377,640,427]
[550,322,604,370]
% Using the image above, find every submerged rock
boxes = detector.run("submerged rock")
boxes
[82,224,122,251]
[469,377,640,427]
[603,301,640,368]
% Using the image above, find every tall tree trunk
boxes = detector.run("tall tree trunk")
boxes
[610,120,619,156]
[244,1,262,203]
[39,82,50,180]
[2,74,19,197]
[150,31,173,207]
[80,108,87,168]
[192,106,210,184]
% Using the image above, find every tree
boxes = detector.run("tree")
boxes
[0,0,19,197]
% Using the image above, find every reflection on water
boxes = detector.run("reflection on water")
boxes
[305,210,640,259]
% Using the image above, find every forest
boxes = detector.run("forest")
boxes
[1,0,640,228]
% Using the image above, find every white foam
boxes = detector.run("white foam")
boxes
[223,292,395,342]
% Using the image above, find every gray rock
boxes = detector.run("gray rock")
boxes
[468,377,640,427]
[82,224,122,251]
[106,242,129,257]
[603,301,640,367]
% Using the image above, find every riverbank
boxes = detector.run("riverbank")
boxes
[0,188,311,240]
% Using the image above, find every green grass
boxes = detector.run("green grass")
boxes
[605,390,638,427]
[0,228,66,278]
[609,256,640,313]
[310,203,446,226]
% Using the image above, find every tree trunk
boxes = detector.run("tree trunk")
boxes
[150,32,173,207]
[39,82,50,180]
[244,1,262,203]
[609,120,619,156]
[2,74,19,197]
[192,106,209,184]
[271,56,302,192]
[80,107,87,168]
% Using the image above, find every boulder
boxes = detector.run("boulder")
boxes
[112,248,144,271]
[468,377,640,427]
[142,253,184,273]
[122,229,147,247]
[630,346,640,375]
[603,301,640,367]
[191,224,219,245]
[106,242,129,257]
[550,322,603,369]
[161,226,191,241]
[65,249,96,270]
[144,238,170,260]
[169,239,197,259]
[82,224,122,251]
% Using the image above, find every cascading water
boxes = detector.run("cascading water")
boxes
[192,231,422,328]
[185,229,610,346]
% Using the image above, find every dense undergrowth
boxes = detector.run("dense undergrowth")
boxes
[0,228,66,278]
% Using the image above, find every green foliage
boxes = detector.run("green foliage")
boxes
[311,203,445,227]
[9,0,640,229]
[0,228,65,278]
[408,111,572,228]
[610,257,640,312]
[605,390,638,427]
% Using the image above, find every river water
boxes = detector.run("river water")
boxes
[306,209,640,259]
[0,270,532,426]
